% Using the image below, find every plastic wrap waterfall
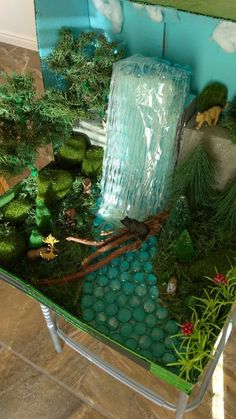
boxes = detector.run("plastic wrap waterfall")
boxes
[99,55,191,221]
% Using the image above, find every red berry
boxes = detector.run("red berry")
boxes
[181,322,194,336]
[213,273,227,286]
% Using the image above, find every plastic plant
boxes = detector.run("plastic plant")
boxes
[47,28,125,119]
[165,195,190,238]
[171,143,216,209]
[196,81,228,112]
[214,177,236,233]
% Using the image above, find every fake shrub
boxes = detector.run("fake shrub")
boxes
[214,177,236,233]
[0,232,26,268]
[82,147,103,177]
[196,82,228,112]
[35,199,53,234]
[28,228,44,249]
[3,199,31,225]
[58,136,87,168]
[37,169,73,202]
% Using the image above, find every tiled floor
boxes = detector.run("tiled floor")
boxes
[0,42,236,419]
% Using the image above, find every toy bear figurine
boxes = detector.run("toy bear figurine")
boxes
[196,105,226,130]
[121,216,150,240]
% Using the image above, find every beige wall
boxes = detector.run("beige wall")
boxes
[0,0,37,50]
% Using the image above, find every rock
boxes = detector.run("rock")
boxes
[58,136,87,168]
[82,146,103,177]
[3,198,31,225]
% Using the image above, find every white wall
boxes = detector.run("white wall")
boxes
[0,0,37,50]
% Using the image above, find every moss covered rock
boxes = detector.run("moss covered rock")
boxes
[196,82,228,112]
[37,169,73,202]
[3,199,31,225]
[35,199,53,234]
[58,136,87,168]
[0,232,26,268]
[82,146,103,177]
[189,249,236,279]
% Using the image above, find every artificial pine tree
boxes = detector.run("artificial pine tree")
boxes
[171,143,216,209]
[47,28,125,119]
[0,72,75,178]
[214,177,236,233]
[165,195,190,238]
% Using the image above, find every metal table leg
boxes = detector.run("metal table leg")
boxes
[40,304,62,353]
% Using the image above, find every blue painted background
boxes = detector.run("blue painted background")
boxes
[34,0,236,99]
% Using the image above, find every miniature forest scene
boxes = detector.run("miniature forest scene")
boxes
[1,0,236,395]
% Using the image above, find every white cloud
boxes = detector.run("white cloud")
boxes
[212,21,236,53]
[133,3,163,24]
[92,0,123,33]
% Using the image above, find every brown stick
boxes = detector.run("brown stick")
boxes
[66,229,128,248]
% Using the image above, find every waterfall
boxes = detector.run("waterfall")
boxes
[99,55,191,222]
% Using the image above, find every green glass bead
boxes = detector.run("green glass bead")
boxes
[151,342,165,357]
[82,308,95,322]
[94,287,104,298]
[133,308,145,322]
[164,320,179,334]
[148,236,158,246]
[81,295,93,308]
[96,312,107,324]
[139,335,152,350]
[149,246,157,257]
[111,258,119,268]
[108,317,119,330]
[140,350,152,360]
[125,251,135,262]
[146,274,157,285]
[125,338,138,350]
[112,334,123,344]
[162,352,177,364]
[141,242,148,251]
[97,325,109,335]
[120,261,129,271]
[97,275,108,287]
[108,267,119,279]
[123,282,135,295]
[83,283,93,294]
[134,322,147,336]
[98,266,108,275]
[129,295,140,308]
[143,261,153,273]
[138,251,149,262]
[94,300,105,313]
[131,260,141,272]
[118,308,132,323]
[135,284,147,297]
[117,294,128,307]
[106,304,118,317]
[85,272,96,282]
[105,291,117,304]
[156,307,168,320]
[120,323,133,337]
[149,285,159,299]
[164,336,179,349]
[145,313,157,328]
[120,272,131,282]
[143,299,156,313]
[134,272,144,283]
[151,327,165,342]
[110,279,121,291]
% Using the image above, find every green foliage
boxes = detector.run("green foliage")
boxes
[37,168,73,202]
[174,230,195,262]
[3,198,31,225]
[0,72,75,177]
[0,232,26,268]
[189,249,236,279]
[35,199,53,234]
[47,29,125,119]
[82,147,103,177]
[28,228,44,249]
[58,135,87,168]
[20,175,38,199]
[220,115,236,144]
[196,81,228,112]
[214,177,236,233]
[169,269,236,383]
[165,196,190,238]
[171,143,215,209]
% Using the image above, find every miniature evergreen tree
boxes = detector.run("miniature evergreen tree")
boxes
[171,143,215,209]
[0,72,75,178]
[214,177,236,233]
[47,28,125,119]
[196,81,228,112]
[165,195,190,238]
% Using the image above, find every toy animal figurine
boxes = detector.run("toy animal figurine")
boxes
[196,105,226,130]
[40,234,59,261]
[82,178,92,195]
[167,276,177,297]
[65,208,77,227]
[121,216,150,240]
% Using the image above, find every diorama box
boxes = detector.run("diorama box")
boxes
[1,0,236,400]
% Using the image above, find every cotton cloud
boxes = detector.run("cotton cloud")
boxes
[212,21,236,53]
[133,3,163,23]
[92,0,123,33]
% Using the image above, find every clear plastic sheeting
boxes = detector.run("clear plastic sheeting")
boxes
[99,55,191,221]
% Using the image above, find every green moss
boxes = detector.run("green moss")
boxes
[196,82,228,112]
[189,249,236,279]
[35,199,53,234]
[82,146,103,177]
[37,169,73,202]
[28,228,44,249]
[58,136,87,168]
[3,198,31,225]
[0,232,26,268]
